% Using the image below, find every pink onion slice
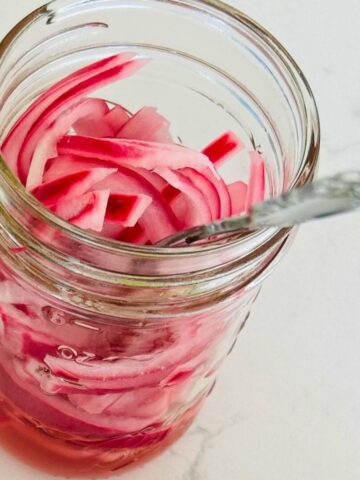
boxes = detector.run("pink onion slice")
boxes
[72,101,113,138]
[1,53,135,178]
[134,167,219,224]
[245,150,265,211]
[93,168,181,243]
[202,167,231,218]
[133,168,168,192]
[57,135,212,172]
[31,168,116,207]
[0,280,38,305]
[105,192,152,227]
[100,221,125,240]
[52,190,110,232]
[69,388,169,423]
[17,57,147,182]
[105,104,130,133]
[155,168,212,227]
[26,98,110,189]
[180,167,221,220]
[202,131,243,168]
[117,224,148,244]
[228,181,248,215]
[43,155,110,182]
[117,106,172,143]
[42,319,222,394]
[0,358,160,436]
[44,157,176,241]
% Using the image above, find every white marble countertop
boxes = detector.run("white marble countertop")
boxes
[1,1,360,479]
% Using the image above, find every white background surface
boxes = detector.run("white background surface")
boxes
[1,1,360,479]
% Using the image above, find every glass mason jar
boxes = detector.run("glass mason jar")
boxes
[0,0,319,476]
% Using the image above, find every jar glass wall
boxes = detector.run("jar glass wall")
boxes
[0,0,319,475]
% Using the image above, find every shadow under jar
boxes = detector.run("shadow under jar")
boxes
[0,0,319,476]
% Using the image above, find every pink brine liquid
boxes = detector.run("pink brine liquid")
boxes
[0,395,202,476]
[0,285,237,476]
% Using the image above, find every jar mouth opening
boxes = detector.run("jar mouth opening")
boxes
[0,0,320,259]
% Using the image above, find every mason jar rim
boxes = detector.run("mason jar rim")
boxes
[0,0,320,261]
